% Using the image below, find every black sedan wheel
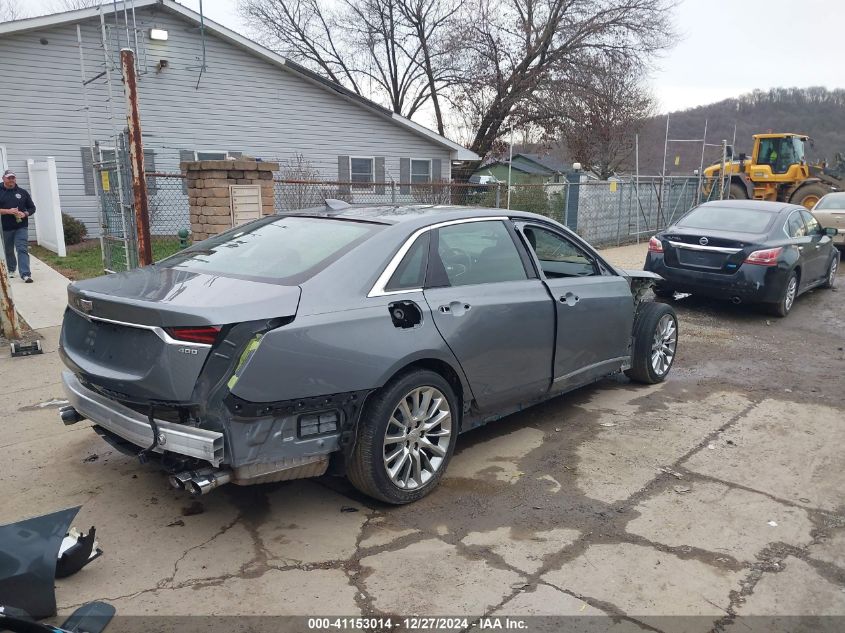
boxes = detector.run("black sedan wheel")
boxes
[625,302,678,384]
[347,369,458,504]
[770,272,799,317]
[821,255,838,289]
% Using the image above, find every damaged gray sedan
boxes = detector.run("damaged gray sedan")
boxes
[59,205,677,504]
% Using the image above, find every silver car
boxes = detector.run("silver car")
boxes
[59,204,678,504]
[812,192,845,248]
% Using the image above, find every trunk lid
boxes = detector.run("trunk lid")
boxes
[60,267,300,402]
[661,229,765,274]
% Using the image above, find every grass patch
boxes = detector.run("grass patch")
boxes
[30,237,185,281]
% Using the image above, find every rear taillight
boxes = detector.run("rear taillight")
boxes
[165,325,222,345]
[744,247,783,267]
[648,236,664,253]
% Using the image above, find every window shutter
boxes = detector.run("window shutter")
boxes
[338,156,350,196]
[432,158,442,182]
[81,147,95,195]
[400,158,410,194]
[144,148,157,194]
[180,150,194,193]
[375,156,385,194]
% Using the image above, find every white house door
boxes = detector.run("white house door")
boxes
[0,145,7,172]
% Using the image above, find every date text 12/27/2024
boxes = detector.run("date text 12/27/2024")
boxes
[307,617,529,630]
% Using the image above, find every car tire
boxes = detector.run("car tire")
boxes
[347,369,458,504]
[769,271,799,317]
[624,302,679,385]
[821,254,839,289]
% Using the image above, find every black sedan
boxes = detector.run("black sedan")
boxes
[645,200,839,316]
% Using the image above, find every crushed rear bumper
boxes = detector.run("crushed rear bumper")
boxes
[62,371,224,466]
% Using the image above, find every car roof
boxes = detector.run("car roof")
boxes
[285,203,550,227]
[698,200,800,214]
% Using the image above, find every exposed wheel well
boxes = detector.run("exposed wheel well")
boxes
[387,359,465,423]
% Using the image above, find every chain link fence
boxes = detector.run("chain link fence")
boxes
[272,176,718,247]
[145,172,190,236]
[133,173,725,249]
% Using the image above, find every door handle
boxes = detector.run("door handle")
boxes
[559,292,580,306]
[439,301,471,316]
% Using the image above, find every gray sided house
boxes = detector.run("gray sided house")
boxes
[0,0,477,238]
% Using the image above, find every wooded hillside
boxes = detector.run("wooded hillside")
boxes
[635,87,845,175]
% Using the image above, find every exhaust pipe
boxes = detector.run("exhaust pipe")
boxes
[730,296,742,305]
[186,470,232,497]
[59,406,85,426]
[168,467,217,491]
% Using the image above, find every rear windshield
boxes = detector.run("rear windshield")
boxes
[159,215,381,284]
[677,206,775,233]
[815,194,845,210]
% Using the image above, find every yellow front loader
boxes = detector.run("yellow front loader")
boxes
[702,133,843,209]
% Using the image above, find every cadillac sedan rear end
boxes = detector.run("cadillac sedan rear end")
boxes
[59,214,386,495]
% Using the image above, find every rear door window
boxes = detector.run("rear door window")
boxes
[784,211,806,238]
[385,233,429,291]
[161,216,381,284]
[800,210,821,236]
[429,221,527,287]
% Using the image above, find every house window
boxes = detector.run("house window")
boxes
[350,157,374,189]
[195,151,231,160]
[411,159,432,184]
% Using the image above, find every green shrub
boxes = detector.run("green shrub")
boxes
[62,212,88,245]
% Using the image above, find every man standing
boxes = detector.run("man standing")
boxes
[0,169,36,283]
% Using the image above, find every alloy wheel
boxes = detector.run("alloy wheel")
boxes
[382,387,452,490]
[785,276,797,312]
[650,313,677,376]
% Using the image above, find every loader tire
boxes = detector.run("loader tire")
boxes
[728,182,748,200]
[790,183,829,210]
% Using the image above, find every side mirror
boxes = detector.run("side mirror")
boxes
[824,227,838,237]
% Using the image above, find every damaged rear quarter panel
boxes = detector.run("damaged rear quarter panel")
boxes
[227,292,469,405]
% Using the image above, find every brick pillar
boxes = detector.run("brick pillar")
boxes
[182,159,278,241]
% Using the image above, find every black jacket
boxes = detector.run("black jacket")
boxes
[0,185,36,231]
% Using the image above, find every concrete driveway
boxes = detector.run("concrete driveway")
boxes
[1,245,843,632]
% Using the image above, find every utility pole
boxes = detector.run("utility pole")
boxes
[120,48,153,266]
[0,239,22,340]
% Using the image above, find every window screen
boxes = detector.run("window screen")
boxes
[351,158,374,189]
[411,160,431,184]
[196,151,228,160]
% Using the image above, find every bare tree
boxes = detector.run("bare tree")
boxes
[239,0,459,133]
[449,0,674,171]
[0,0,25,22]
[554,59,655,179]
[50,0,101,10]
[277,153,349,209]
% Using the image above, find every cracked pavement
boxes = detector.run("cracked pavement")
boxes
[1,247,843,632]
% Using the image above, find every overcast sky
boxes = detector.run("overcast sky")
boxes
[26,0,844,114]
